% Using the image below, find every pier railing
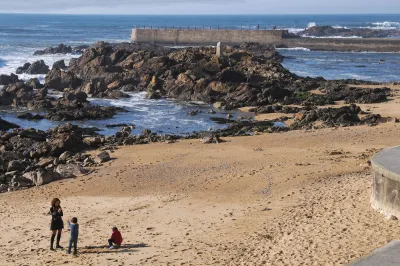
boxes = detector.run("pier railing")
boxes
[133,25,281,31]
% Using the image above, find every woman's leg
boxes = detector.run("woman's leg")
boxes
[108,239,114,247]
[56,229,63,248]
[50,230,56,250]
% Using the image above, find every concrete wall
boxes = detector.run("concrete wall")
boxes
[132,29,286,45]
[132,28,400,52]
[371,146,400,219]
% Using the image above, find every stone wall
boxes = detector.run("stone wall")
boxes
[371,146,400,219]
[132,29,286,45]
[131,28,400,52]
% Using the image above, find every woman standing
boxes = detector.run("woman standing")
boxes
[50,198,64,250]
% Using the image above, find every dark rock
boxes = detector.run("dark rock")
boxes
[17,60,50,75]
[16,63,31,74]
[106,123,135,128]
[0,118,20,131]
[52,60,67,70]
[94,151,111,163]
[7,160,26,172]
[0,74,20,85]
[45,69,82,91]
[83,137,103,147]
[26,78,43,89]
[298,25,400,38]
[33,44,72,55]
[17,113,44,121]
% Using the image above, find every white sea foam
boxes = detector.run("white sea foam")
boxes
[0,48,79,82]
[277,47,311,51]
[302,35,363,39]
[307,22,317,28]
[371,21,400,28]
[287,28,305,34]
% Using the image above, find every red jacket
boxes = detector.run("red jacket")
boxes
[111,230,123,245]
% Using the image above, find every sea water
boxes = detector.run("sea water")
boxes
[0,14,399,134]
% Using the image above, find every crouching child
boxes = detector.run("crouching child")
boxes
[67,217,79,255]
[108,227,123,249]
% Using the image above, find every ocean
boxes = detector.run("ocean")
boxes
[0,14,399,134]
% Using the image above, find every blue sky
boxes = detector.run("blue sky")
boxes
[0,0,399,14]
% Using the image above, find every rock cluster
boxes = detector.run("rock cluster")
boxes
[16,60,50,75]
[33,44,73,55]
[0,124,92,191]
[0,74,20,85]
[0,82,125,121]
[298,26,400,38]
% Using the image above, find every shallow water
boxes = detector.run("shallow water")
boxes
[0,14,399,134]
[279,49,400,82]
[0,92,242,135]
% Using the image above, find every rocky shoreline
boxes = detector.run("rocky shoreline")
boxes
[295,25,400,38]
[0,41,397,192]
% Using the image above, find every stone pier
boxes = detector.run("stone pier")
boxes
[132,28,400,52]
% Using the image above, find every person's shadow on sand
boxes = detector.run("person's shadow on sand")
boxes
[81,243,149,254]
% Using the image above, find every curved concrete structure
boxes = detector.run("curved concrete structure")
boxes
[371,146,400,218]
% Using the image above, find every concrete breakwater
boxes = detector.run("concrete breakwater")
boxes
[371,146,400,219]
[131,28,400,52]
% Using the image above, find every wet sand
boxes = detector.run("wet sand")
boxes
[1,120,400,265]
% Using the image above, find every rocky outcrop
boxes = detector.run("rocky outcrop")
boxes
[65,42,300,107]
[0,74,20,86]
[17,113,44,121]
[0,118,20,131]
[52,60,67,70]
[298,26,400,38]
[16,60,50,75]
[0,82,48,107]
[33,44,89,56]
[26,78,43,89]
[33,44,72,55]
[45,69,82,91]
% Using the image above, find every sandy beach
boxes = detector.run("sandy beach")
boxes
[1,118,400,265]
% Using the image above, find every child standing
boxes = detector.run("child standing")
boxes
[67,217,79,255]
[108,227,123,249]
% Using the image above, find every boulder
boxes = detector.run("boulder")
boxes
[94,151,111,163]
[45,69,82,91]
[49,132,83,156]
[17,113,44,121]
[83,137,103,147]
[37,157,54,168]
[17,60,50,75]
[10,175,33,188]
[7,160,26,172]
[201,134,223,144]
[26,78,43,89]
[16,63,31,74]
[0,74,20,85]
[59,151,74,162]
[23,169,56,186]
[26,60,50,74]
[55,164,88,179]
[0,118,20,131]
[52,60,67,70]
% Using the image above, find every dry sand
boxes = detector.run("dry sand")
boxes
[1,105,400,265]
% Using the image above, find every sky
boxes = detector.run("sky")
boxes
[0,0,399,14]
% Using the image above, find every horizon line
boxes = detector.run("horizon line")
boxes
[0,12,400,16]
